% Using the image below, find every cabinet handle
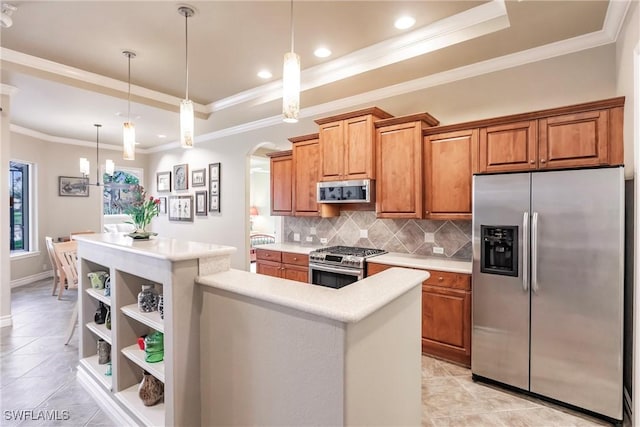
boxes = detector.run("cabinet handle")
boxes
[425,210,430,215]
[438,276,444,281]
[530,160,535,164]
[540,159,546,163]
[293,257,298,261]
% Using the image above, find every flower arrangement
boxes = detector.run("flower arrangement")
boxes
[125,185,160,237]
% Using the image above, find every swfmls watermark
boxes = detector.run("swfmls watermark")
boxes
[3,409,71,421]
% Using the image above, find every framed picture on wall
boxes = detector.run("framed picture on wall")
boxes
[156,171,171,192]
[209,195,219,213]
[173,164,188,190]
[168,195,193,222]
[59,176,89,197]
[211,181,219,195]
[192,169,206,187]
[195,191,207,216]
[209,162,221,213]
[209,162,220,181]
[158,197,167,214]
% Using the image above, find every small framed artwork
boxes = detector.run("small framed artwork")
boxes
[168,195,193,222]
[173,164,189,190]
[192,169,206,187]
[156,171,171,192]
[211,181,219,195]
[195,191,207,216]
[158,197,167,214]
[209,162,220,181]
[209,194,220,213]
[59,176,89,197]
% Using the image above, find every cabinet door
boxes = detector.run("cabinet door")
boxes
[376,122,423,218]
[367,262,392,276]
[256,260,282,278]
[539,110,608,170]
[422,285,471,366]
[293,139,320,215]
[270,155,293,216]
[344,115,374,179]
[319,121,344,180]
[282,264,309,283]
[424,130,477,220]
[479,121,537,173]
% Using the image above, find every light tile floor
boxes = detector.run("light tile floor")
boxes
[1,279,626,426]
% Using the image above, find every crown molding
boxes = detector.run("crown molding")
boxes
[0,48,209,114]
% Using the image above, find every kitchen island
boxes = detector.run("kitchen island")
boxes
[197,267,429,426]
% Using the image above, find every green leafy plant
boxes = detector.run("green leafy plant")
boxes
[125,185,160,232]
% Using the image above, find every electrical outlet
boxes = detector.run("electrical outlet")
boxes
[359,229,368,238]
[433,247,444,255]
[320,238,328,245]
[293,233,300,242]
[424,232,435,243]
[309,227,317,235]
[306,236,313,242]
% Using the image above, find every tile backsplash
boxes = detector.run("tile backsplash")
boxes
[283,211,472,260]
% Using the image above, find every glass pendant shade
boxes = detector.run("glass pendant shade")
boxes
[79,157,90,176]
[123,121,136,160]
[105,159,115,176]
[180,99,194,148]
[282,51,300,123]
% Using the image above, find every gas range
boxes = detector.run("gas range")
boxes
[309,246,387,269]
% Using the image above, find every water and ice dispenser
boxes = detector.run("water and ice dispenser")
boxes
[480,226,518,277]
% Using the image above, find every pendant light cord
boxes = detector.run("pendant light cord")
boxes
[289,0,294,53]
[185,11,189,101]
[127,55,131,122]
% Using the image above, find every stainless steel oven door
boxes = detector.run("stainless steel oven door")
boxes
[308,262,364,289]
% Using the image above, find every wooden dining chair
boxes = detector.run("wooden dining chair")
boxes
[53,240,78,300]
[45,236,65,296]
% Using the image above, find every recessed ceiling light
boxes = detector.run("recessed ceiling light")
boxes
[257,70,272,79]
[314,47,332,58]
[157,134,166,139]
[394,16,415,30]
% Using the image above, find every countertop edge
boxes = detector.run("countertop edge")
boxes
[197,268,428,323]
[370,253,472,274]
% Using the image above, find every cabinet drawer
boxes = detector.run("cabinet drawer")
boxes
[423,270,470,291]
[256,249,282,262]
[282,252,308,267]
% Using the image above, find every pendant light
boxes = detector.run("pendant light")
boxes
[80,124,114,186]
[282,0,300,123]
[178,6,195,148]
[122,50,136,160]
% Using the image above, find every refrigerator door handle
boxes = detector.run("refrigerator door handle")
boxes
[522,211,529,292]
[532,211,539,293]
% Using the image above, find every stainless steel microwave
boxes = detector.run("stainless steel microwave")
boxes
[317,179,371,203]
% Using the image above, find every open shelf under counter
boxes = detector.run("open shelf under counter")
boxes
[85,322,111,344]
[121,344,165,383]
[79,354,112,390]
[121,304,164,333]
[85,288,111,306]
[114,383,165,427]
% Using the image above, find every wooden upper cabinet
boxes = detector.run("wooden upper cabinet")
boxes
[479,120,537,173]
[316,107,393,181]
[375,114,439,219]
[424,129,478,220]
[291,134,320,216]
[267,151,293,216]
[539,110,608,169]
[474,97,624,174]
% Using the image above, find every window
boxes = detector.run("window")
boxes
[9,161,30,252]
[103,168,142,215]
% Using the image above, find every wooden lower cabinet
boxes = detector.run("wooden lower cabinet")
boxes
[367,262,471,366]
[255,249,309,283]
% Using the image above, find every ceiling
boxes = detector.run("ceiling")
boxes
[0,1,624,153]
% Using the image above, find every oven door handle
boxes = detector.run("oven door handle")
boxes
[308,263,362,276]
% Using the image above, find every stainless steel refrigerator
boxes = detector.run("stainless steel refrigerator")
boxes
[472,167,624,422]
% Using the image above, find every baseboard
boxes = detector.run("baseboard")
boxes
[10,271,53,288]
[0,315,13,328]
[77,369,137,426]
[624,386,632,419]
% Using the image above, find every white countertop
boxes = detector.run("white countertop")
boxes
[197,267,428,323]
[75,233,236,261]
[370,252,472,274]
[253,242,320,255]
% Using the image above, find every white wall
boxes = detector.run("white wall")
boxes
[249,168,275,234]
[1,91,13,326]
[9,131,147,281]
